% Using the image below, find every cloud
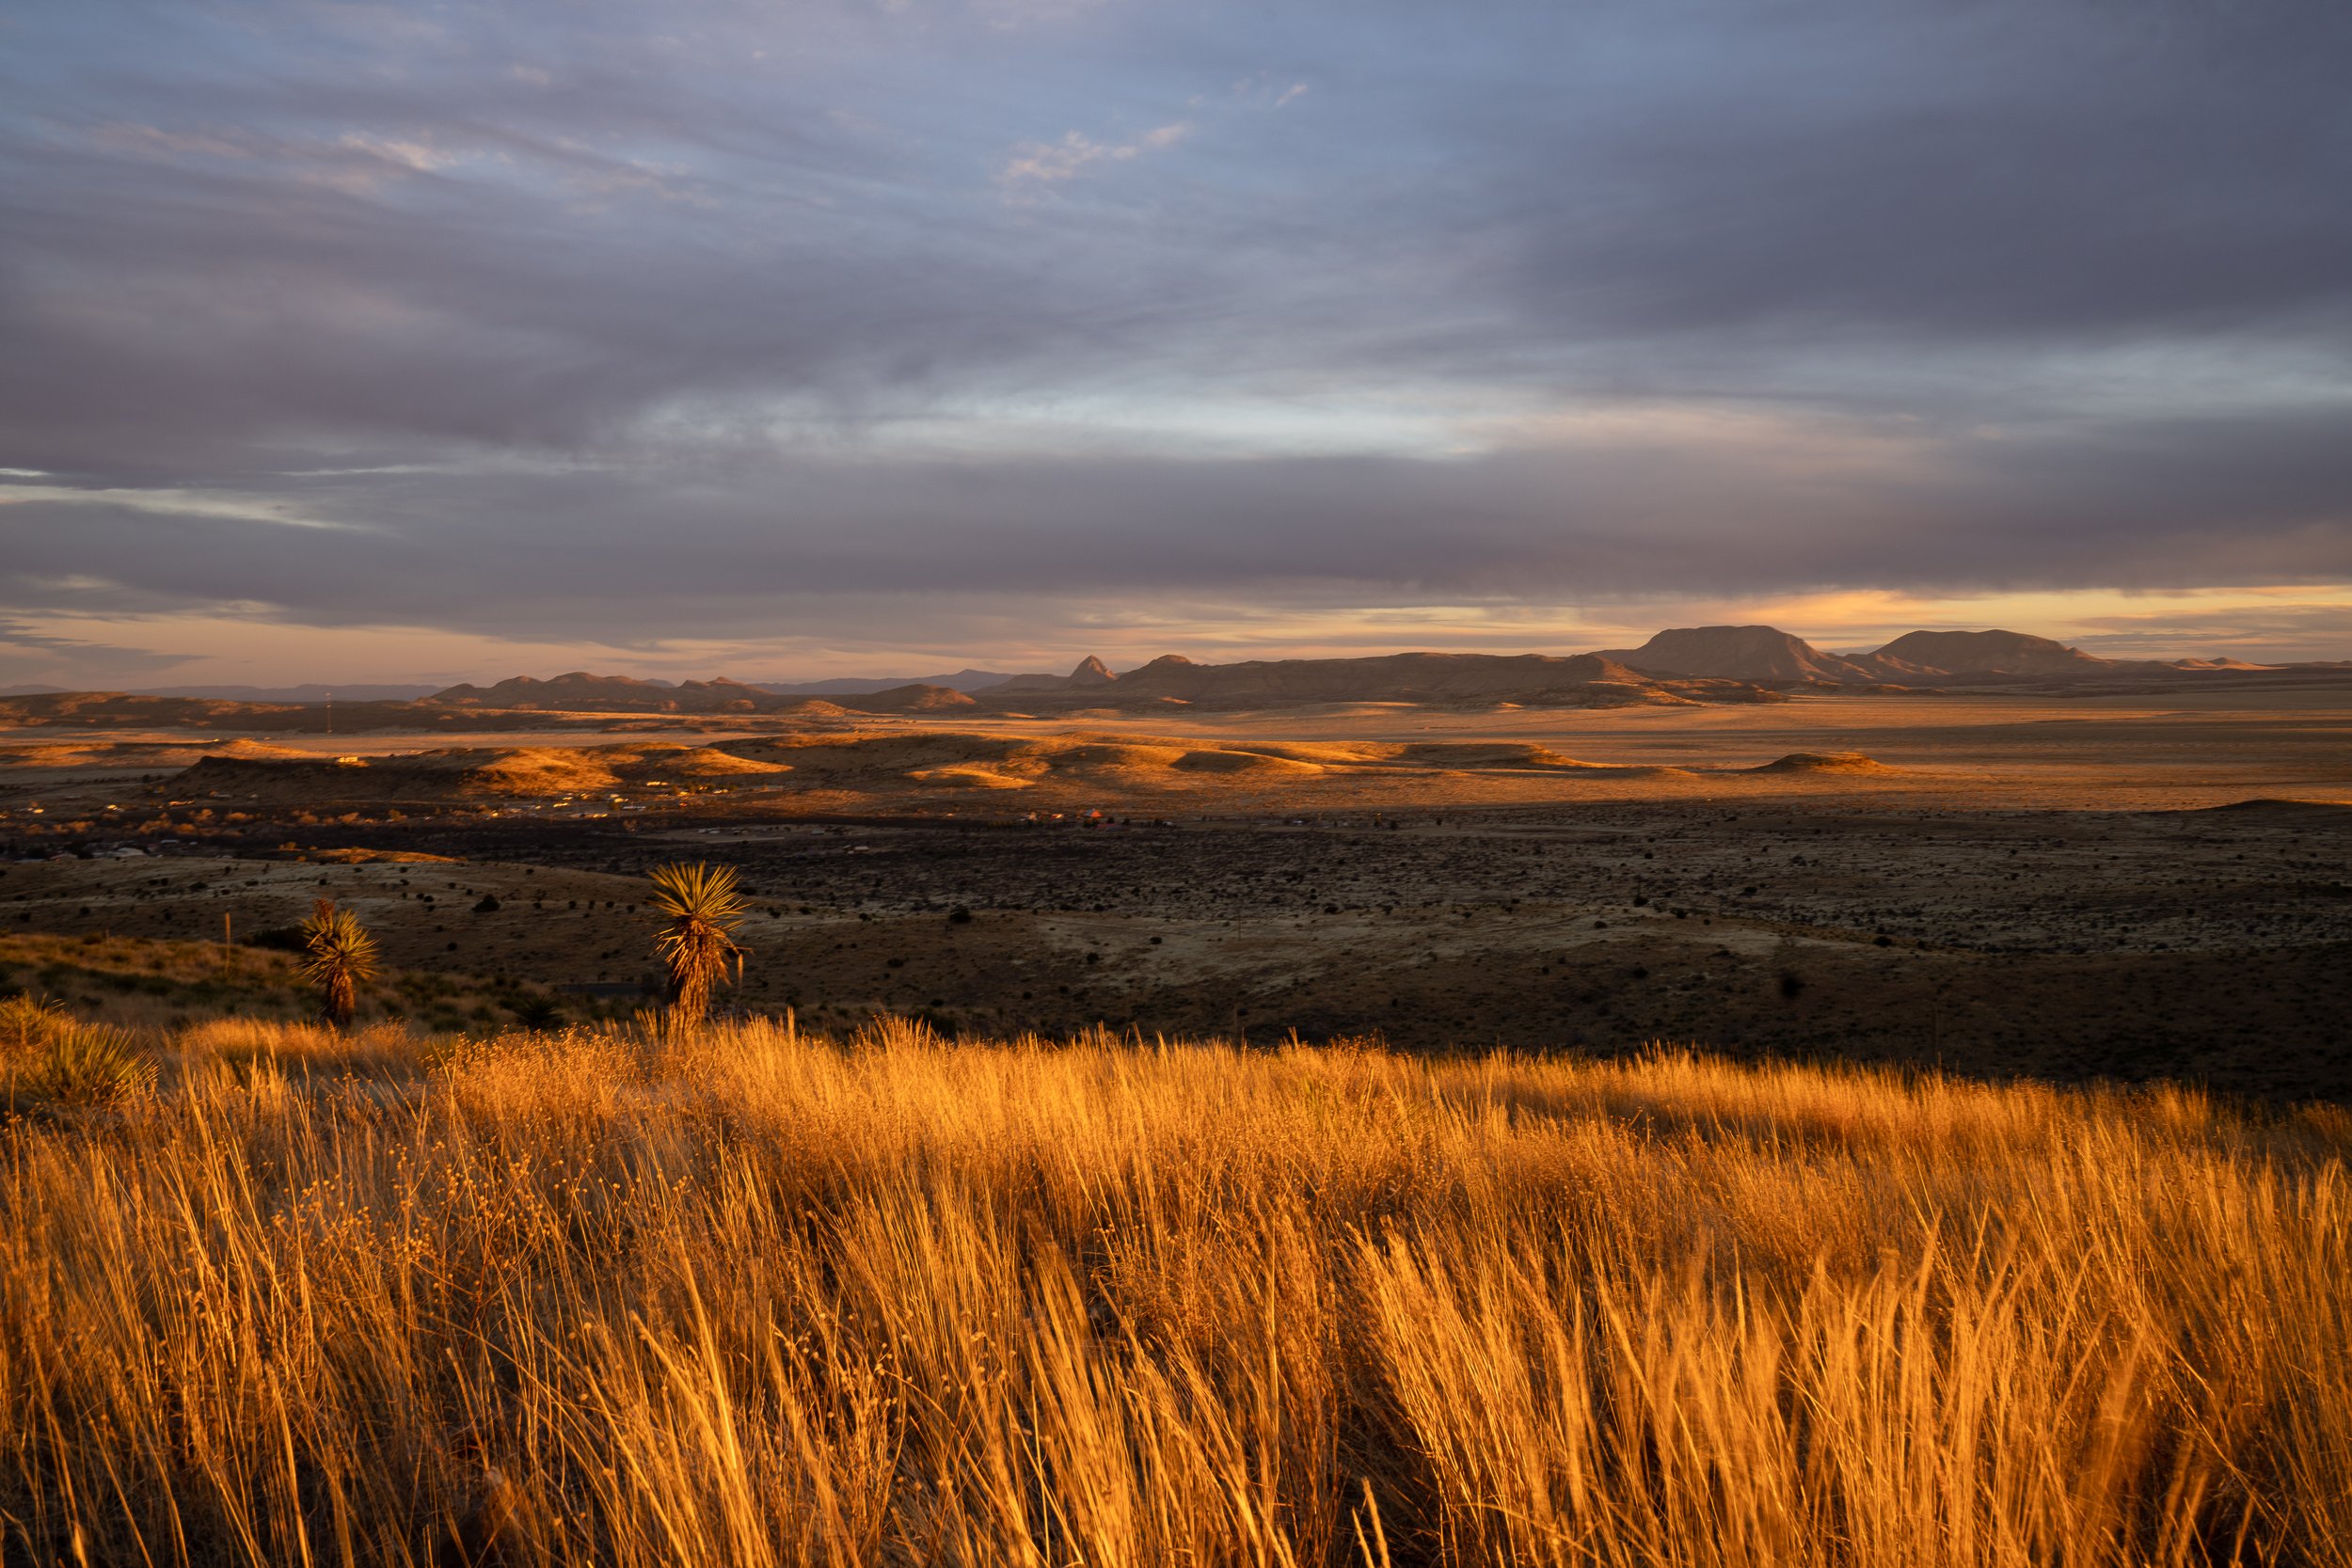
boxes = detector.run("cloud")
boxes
[3,402,2344,657]
[997,120,1191,194]
[0,618,189,686]
[2064,600,2352,663]
[0,0,2344,681]
[1478,4,2352,356]
[997,130,1139,187]
[87,123,267,162]
[0,479,358,531]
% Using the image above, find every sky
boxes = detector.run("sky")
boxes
[3,0,2349,687]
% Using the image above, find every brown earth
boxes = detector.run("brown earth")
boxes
[4,797,2348,1099]
[5,688,2347,1098]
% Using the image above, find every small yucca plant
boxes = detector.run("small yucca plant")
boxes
[299,898,381,1029]
[646,862,750,1026]
[1,991,63,1061]
[0,996,154,1111]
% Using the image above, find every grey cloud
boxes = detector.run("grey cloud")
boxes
[0,0,2346,657]
[1485,4,2352,355]
[0,617,187,684]
[2066,603,2352,663]
[0,145,1133,477]
[5,404,2347,648]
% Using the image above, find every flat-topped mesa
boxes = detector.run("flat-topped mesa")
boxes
[1589,623,2182,685]
[1594,625,1880,684]
[1867,628,2110,678]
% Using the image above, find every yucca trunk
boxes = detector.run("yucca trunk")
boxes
[321,970,358,1029]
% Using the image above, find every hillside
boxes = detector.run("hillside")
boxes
[0,690,483,733]
[134,683,442,703]
[991,655,1119,692]
[422,673,976,716]
[7,654,1785,722]
[847,683,981,712]
[426,673,789,713]
[758,668,1031,695]
[978,651,1780,708]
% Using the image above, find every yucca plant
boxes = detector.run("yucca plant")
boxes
[299,898,380,1029]
[19,1023,155,1109]
[1,991,63,1062]
[0,995,154,1110]
[646,862,750,1026]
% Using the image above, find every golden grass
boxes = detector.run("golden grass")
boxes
[0,1021,2344,1565]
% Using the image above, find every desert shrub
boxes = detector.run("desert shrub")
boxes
[507,993,564,1030]
[0,991,63,1058]
[1,996,154,1110]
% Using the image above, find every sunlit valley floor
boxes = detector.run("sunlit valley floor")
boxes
[7,784,2349,1098]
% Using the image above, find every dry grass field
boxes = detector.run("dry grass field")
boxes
[3,1015,2347,1566]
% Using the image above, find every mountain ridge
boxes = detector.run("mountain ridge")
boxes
[754,669,1033,696]
[11,626,2347,731]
